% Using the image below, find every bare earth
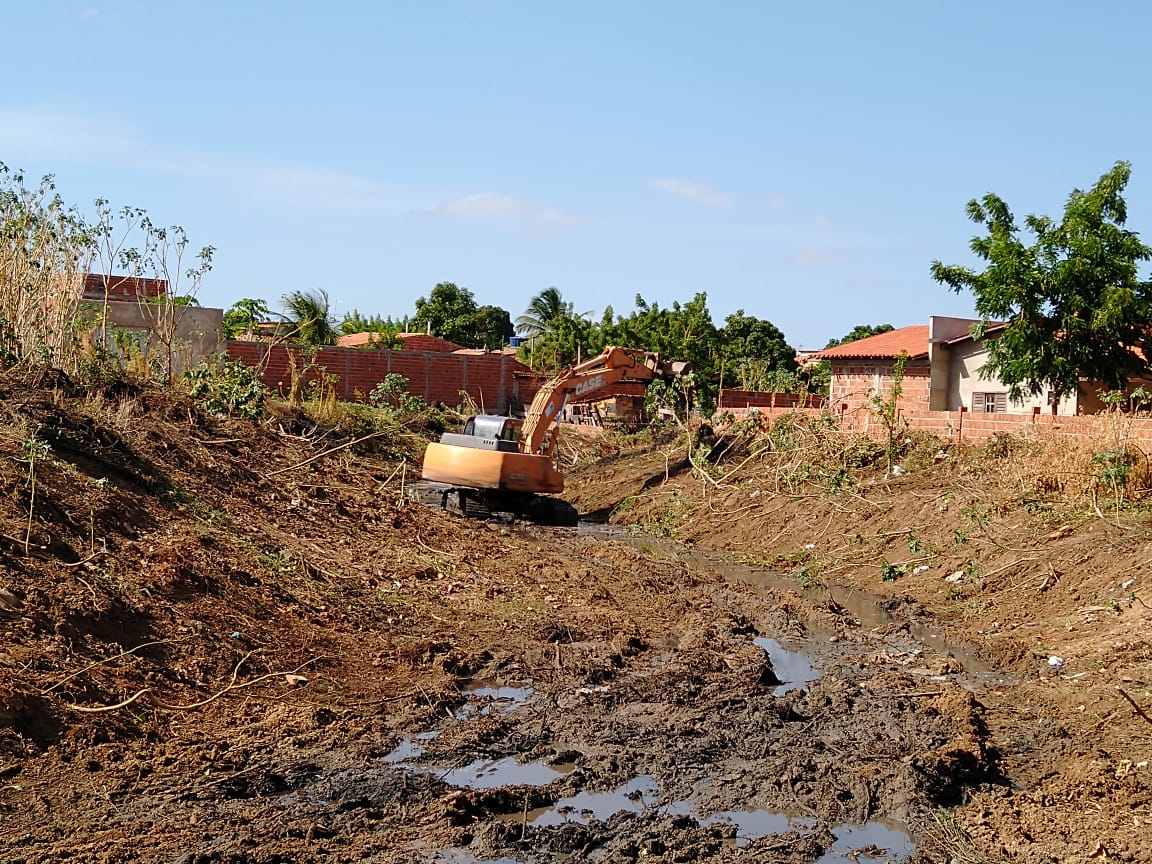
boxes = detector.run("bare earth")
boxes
[0,382,1149,863]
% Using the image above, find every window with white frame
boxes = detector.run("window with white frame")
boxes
[973,391,1007,413]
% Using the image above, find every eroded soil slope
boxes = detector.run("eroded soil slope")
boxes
[0,380,1148,863]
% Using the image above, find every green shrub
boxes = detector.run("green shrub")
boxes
[186,360,266,420]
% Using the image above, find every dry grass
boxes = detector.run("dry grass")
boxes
[0,169,91,372]
[985,414,1152,510]
[707,409,1152,513]
[705,412,885,494]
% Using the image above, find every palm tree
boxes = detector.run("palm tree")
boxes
[516,287,579,338]
[281,289,336,346]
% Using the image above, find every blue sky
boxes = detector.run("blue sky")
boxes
[3,1,1150,348]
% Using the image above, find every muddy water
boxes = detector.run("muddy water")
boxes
[371,659,919,862]
[258,523,1012,862]
[576,521,999,683]
[753,637,821,694]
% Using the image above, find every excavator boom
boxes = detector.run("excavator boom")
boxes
[520,346,679,457]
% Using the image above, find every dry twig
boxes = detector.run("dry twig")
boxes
[1116,686,1152,729]
[60,654,322,713]
[41,637,190,695]
[265,431,390,478]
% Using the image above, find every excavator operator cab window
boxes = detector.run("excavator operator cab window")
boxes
[467,415,521,442]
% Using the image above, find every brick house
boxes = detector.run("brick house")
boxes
[815,324,932,415]
[816,316,1084,417]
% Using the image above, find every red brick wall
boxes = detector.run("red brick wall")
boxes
[719,390,824,410]
[82,274,168,301]
[828,359,931,415]
[723,403,1152,446]
[398,334,463,353]
[226,342,546,413]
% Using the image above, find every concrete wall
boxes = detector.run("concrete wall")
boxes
[925,315,1080,415]
[926,316,977,410]
[94,301,224,374]
[940,338,1078,415]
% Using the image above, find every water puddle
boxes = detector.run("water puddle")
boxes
[437,852,524,864]
[382,730,439,764]
[503,776,659,827]
[455,684,536,719]
[579,523,994,679]
[440,756,574,790]
[384,683,533,765]
[703,806,816,844]
[754,636,821,694]
[819,821,914,863]
[668,801,911,861]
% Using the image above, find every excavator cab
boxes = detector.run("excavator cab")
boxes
[440,415,522,453]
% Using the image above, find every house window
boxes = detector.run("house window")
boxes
[973,391,1007,413]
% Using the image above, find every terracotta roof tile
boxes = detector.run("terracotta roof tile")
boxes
[814,325,929,360]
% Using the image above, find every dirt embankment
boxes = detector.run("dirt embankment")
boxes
[564,422,1152,862]
[0,381,1148,863]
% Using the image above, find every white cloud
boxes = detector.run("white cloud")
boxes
[649,177,733,208]
[787,247,850,270]
[179,157,408,212]
[0,109,137,163]
[80,7,100,19]
[0,107,412,211]
[0,108,575,222]
[433,192,572,225]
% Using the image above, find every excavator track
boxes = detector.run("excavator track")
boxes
[405,482,578,526]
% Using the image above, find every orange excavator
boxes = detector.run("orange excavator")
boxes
[419,346,686,523]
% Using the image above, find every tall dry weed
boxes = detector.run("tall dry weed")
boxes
[991,413,1152,507]
[0,166,92,371]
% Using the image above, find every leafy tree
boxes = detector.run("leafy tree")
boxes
[411,282,513,349]
[412,282,477,345]
[282,288,336,346]
[340,308,399,335]
[339,309,402,348]
[222,298,270,339]
[473,304,514,350]
[824,323,894,349]
[931,161,1152,413]
[519,308,603,370]
[718,310,797,388]
[603,293,721,409]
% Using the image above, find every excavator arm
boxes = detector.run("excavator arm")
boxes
[520,346,679,457]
